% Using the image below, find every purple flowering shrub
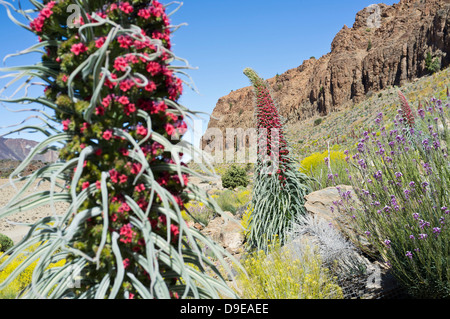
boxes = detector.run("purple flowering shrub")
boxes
[333,92,450,298]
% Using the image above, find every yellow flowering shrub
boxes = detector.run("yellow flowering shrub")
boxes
[214,187,251,214]
[183,188,252,227]
[240,205,253,237]
[300,148,350,190]
[235,188,251,205]
[0,245,66,299]
[181,200,214,225]
[300,149,346,174]
[234,242,343,299]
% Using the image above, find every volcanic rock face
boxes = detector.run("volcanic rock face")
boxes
[0,137,58,162]
[203,0,450,148]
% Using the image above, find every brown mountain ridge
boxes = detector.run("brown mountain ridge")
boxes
[202,0,450,148]
[0,137,57,162]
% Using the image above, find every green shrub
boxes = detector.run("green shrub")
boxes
[214,187,251,214]
[314,118,323,126]
[221,165,249,189]
[425,52,441,74]
[0,234,14,252]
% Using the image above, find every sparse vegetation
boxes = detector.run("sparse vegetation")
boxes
[288,66,450,159]
[425,52,441,74]
[314,118,323,126]
[0,160,47,178]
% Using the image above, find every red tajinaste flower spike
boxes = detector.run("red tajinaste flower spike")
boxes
[136,125,148,137]
[102,130,113,140]
[95,37,106,48]
[146,61,162,76]
[117,95,130,105]
[398,91,415,128]
[8,0,241,300]
[145,81,157,92]
[95,106,105,116]
[243,67,311,252]
[138,8,152,19]
[117,35,134,49]
[62,119,70,131]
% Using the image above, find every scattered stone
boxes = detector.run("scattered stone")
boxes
[201,211,245,257]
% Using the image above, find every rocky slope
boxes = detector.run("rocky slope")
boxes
[0,137,58,162]
[203,0,450,147]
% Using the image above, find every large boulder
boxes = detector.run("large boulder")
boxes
[304,185,355,226]
[201,211,245,257]
[304,184,373,253]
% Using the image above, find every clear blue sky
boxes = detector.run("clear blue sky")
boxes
[0,0,398,144]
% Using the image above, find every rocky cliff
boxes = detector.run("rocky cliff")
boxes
[203,0,450,147]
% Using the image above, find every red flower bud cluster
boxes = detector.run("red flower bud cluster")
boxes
[398,91,415,128]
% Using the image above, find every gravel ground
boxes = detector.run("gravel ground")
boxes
[0,178,68,244]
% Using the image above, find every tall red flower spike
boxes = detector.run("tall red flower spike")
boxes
[243,68,311,251]
[398,91,416,128]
